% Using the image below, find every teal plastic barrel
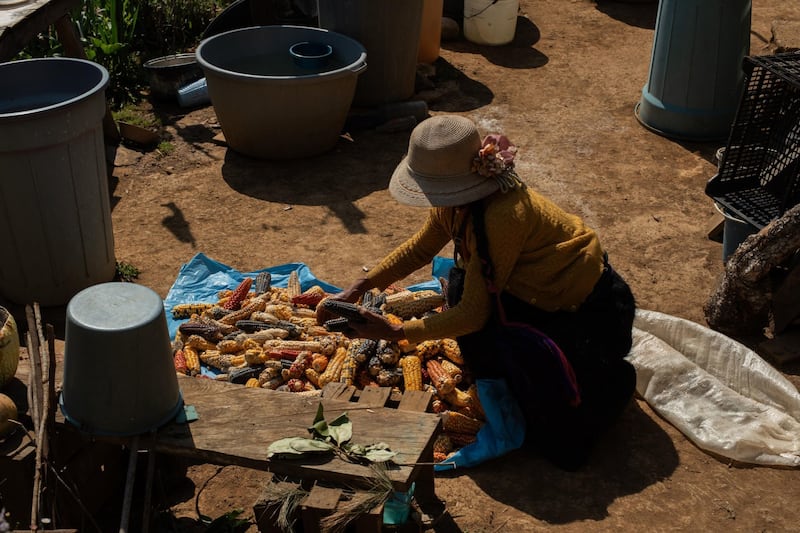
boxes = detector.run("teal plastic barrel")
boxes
[635,0,752,141]
[317,0,424,107]
[0,58,116,306]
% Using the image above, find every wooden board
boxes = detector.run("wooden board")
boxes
[55,376,441,494]
[0,0,79,61]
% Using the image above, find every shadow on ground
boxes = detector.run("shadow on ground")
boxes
[439,400,678,524]
[595,0,659,29]
[442,16,548,70]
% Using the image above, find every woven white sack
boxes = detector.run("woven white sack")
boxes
[629,309,800,467]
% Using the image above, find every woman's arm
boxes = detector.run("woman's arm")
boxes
[364,208,452,291]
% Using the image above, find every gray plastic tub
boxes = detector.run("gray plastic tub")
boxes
[61,282,182,436]
[0,57,116,306]
[196,25,367,159]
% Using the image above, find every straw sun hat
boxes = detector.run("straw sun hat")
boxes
[389,115,517,208]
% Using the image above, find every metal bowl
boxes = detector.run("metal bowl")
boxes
[143,53,204,99]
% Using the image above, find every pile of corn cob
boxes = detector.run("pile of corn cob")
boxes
[170,271,487,464]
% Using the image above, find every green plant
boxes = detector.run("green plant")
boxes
[74,0,143,106]
[137,0,228,60]
[157,141,175,156]
[113,104,161,129]
[115,261,141,282]
[17,0,233,108]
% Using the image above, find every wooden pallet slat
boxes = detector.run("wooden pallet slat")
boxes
[396,390,434,413]
[357,386,392,408]
[322,381,356,402]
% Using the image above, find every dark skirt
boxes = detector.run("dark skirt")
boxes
[457,259,637,470]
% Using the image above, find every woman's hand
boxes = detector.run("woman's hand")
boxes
[315,278,372,325]
[342,308,405,342]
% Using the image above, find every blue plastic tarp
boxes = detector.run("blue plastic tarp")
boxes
[164,252,525,468]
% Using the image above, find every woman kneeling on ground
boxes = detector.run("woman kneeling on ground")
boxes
[316,114,637,471]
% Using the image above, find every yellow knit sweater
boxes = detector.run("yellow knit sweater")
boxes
[366,186,605,344]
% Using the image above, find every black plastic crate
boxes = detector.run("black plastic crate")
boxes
[705,51,800,229]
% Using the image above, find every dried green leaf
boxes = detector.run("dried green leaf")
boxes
[267,437,333,458]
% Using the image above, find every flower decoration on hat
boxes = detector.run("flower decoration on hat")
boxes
[471,134,523,192]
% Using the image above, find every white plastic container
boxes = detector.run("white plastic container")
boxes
[463,0,519,46]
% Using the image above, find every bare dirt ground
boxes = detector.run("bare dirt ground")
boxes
[6,0,800,531]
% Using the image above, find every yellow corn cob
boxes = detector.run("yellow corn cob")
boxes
[263,339,323,352]
[268,287,291,303]
[219,298,267,325]
[217,339,244,354]
[304,325,331,337]
[318,346,348,388]
[431,398,448,414]
[286,270,301,298]
[291,307,317,319]
[442,387,472,408]
[383,290,445,319]
[433,434,454,455]
[339,355,358,386]
[183,346,201,376]
[262,376,285,390]
[316,336,339,356]
[265,304,294,321]
[241,338,263,350]
[446,431,478,448]
[245,378,260,388]
[171,303,214,319]
[415,339,442,360]
[466,383,486,420]
[261,328,291,340]
[457,405,484,421]
[184,334,217,352]
[384,313,415,353]
[258,361,284,385]
[250,311,280,324]
[426,359,455,395]
[305,367,321,387]
[399,355,423,391]
[245,348,266,365]
[440,338,464,364]
[441,410,484,435]
[439,358,463,384]
[200,351,246,371]
[383,289,413,304]
[289,316,317,329]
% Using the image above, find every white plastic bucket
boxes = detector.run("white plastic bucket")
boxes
[463,0,519,46]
